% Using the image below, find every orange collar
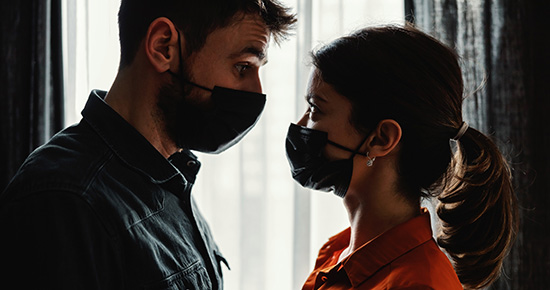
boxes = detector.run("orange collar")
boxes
[319,208,433,288]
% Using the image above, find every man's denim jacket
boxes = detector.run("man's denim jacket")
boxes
[0,90,227,289]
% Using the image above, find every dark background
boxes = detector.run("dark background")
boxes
[2,0,549,288]
[406,0,550,288]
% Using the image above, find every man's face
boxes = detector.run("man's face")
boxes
[186,13,270,100]
[157,13,270,147]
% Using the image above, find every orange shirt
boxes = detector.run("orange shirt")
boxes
[302,209,463,290]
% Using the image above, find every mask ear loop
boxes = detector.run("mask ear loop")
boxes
[326,135,370,160]
[169,28,213,93]
[352,135,372,167]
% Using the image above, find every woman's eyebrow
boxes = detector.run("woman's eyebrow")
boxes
[306,93,328,103]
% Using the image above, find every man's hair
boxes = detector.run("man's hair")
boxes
[118,0,296,68]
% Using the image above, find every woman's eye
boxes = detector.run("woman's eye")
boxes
[307,100,320,114]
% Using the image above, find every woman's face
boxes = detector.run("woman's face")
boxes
[297,69,367,160]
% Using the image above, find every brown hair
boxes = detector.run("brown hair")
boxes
[117,0,296,67]
[312,24,518,289]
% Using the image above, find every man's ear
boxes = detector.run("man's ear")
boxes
[144,17,180,73]
[366,119,402,158]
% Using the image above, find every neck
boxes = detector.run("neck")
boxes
[340,156,420,260]
[104,67,178,159]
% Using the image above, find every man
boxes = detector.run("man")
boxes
[0,0,295,289]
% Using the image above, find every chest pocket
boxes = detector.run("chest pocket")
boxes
[142,260,212,290]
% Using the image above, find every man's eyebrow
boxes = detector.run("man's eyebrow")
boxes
[231,46,268,64]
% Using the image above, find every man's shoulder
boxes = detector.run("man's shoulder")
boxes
[2,121,113,201]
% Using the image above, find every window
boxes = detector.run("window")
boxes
[61,1,404,289]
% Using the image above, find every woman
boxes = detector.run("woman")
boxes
[285,24,518,290]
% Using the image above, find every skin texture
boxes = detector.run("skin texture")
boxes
[104,14,270,158]
[297,69,420,262]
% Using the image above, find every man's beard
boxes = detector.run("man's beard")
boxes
[156,70,209,150]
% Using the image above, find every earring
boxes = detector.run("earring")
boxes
[366,152,376,167]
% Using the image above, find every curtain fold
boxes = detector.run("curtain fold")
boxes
[1,0,64,190]
[407,0,550,289]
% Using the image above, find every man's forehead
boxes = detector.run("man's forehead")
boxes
[214,13,270,59]
[224,12,270,41]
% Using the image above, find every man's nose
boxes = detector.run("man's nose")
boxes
[243,73,263,93]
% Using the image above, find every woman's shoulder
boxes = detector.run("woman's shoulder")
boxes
[353,238,463,289]
[384,238,463,289]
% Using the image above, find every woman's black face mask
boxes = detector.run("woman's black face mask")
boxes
[285,123,368,197]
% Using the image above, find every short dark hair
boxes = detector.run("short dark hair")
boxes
[117,0,296,67]
[312,24,518,289]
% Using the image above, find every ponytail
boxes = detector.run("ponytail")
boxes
[436,127,518,289]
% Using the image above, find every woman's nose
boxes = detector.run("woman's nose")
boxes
[297,112,308,126]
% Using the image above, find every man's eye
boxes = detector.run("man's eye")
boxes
[235,63,251,73]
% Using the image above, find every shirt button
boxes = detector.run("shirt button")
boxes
[187,160,197,167]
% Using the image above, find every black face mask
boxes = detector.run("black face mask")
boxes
[174,82,266,153]
[166,29,266,154]
[285,123,368,197]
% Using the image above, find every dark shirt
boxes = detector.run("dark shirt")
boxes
[0,90,227,289]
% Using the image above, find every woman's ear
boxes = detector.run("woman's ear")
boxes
[144,17,180,73]
[366,119,402,158]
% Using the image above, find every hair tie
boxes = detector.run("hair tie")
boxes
[452,122,469,140]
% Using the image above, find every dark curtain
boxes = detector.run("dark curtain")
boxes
[0,0,64,190]
[406,0,550,289]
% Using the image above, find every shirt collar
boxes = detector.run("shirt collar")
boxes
[81,90,200,184]
[338,209,434,287]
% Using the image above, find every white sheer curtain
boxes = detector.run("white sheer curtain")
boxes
[62,1,404,289]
